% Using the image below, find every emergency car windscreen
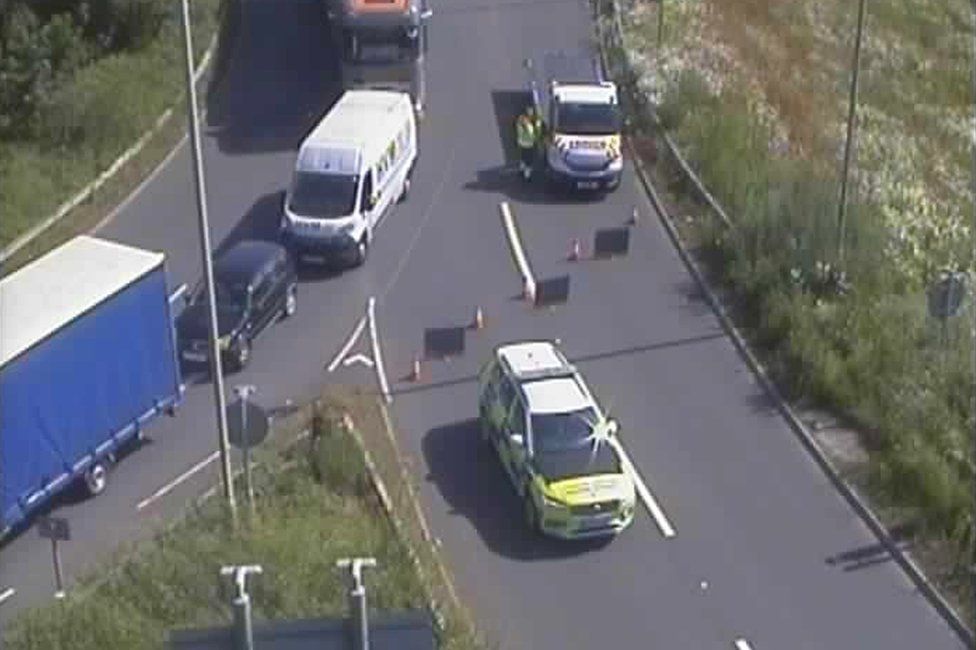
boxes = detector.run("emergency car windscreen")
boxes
[288,172,359,219]
[191,280,246,307]
[531,407,600,453]
[555,102,621,136]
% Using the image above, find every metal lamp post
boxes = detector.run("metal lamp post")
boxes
[836,0,868,265]
[179,0,237,525]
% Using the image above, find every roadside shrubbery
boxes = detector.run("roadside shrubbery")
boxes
[0,0,219,249]
[611,0,973,559]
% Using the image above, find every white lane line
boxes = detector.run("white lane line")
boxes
[734,639,754,650]
[368,297,392,404]
[0,587,15,605]
[136,451,220,511]
[609,438,676,538]
[327,314,368,373]
[499,201,536,298]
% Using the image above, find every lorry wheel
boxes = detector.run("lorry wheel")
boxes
[84,462,109,497]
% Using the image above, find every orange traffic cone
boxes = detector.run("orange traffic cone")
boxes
[472,306,485,330]
[568,238,582,261]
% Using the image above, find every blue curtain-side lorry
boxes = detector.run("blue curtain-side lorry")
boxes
[0,235,183,539]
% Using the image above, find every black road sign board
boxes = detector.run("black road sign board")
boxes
[593,227,630,258]
[424,326,465,359]
[534,275,570,307]
[927,272,967,320]
[226,400,270,449]
[38,516,70,541]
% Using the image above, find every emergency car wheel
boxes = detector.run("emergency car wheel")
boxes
[478,405,490,443]
[523,491,540,534]
[84,462,109,497]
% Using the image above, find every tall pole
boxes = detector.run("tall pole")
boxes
[234,384,257,517]
[836,0,867,264]
[180,0,237,525]
[969,0,976,631]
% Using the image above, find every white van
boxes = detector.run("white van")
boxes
[280,90,417,267]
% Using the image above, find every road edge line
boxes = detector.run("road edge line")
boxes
[136,450,220,511]
[367,297,392,404]
[610,439,676,538]
[499,201,536,298]
[626,135,974,645]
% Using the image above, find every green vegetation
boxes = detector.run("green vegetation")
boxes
[1,393,479,650]
[604,0,973,616]
[0,0,220,252]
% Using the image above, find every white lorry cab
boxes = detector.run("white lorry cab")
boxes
[281,90,417,267]
[527,51,623,192]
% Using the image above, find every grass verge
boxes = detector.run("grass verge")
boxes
[1,387,483,650]
[0,0,223,277]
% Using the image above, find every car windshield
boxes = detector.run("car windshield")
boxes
[344,27,419,63]
[531,407,600,453]
[287,172,359,219]
[191,279,248,308]
[555,102,621,136]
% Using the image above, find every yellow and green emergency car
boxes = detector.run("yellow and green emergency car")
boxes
[477,340,636,539]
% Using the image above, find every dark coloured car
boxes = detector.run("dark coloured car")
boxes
[177,240,297,371]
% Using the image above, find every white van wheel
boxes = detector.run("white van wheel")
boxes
[84,462,109,497]
[353,237,368,267]
[398,176,411,203]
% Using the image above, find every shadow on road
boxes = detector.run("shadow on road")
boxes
[205,0,343,155]
[215,190,287,256]
[422,418,612,561]
[825,522,917,572]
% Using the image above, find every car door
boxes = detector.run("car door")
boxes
[499,394,528,487]
[249,265,277,334]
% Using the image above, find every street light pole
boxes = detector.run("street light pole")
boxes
[836,0,867,265]
[179,0,237,525]
[969,0,976,630]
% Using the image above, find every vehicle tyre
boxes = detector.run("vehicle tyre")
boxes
[478,405,490,444]
[523,490,540,534]
[84,461,109,497]
[352,236,368,267]
[282,284,297,319]
[233,338,251,371]
[397,175,411,203]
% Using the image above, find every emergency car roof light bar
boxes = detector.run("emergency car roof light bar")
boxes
[506,364,578,383]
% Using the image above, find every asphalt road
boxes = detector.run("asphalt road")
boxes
[0,0,967,647]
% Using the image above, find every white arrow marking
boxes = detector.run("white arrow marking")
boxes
[0,588,15,605]
[343,353,375,368]
[327,314,368,373]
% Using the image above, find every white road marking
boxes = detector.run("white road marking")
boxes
[368,297,392,404]
[136,451,220,511]
[0,587,15,605]
[343,353,375,368]
[609,438,676,538]
[734,639,754,650]
[499,202,536,298]
[327,314,368,373]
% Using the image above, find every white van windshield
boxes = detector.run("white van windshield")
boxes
[555,102,621,136]
[288,172,359,219]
